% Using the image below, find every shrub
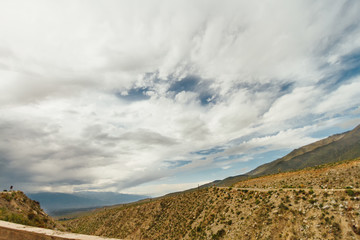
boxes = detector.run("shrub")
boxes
[345,189,355,197]
[332,222,341,236]
[28,213,35,220]
[5,195,13,201]
[212,229,226,240]
[278,203,289,210]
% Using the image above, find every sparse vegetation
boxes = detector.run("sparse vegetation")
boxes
[236,158,360,189]
[62,158,360,239]
[0,191,60,229]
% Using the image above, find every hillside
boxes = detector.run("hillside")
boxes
[0,191,61,229]
[64,159,360,240]
[235,158,360,189]
[211,124,360,187]
[248,124,360,176]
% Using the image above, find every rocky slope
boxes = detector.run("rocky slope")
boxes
[64,159,360,240]
[0,191,61,229]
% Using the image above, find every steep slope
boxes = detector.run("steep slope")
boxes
[209,124,360,187]
[248,124,360,176]
[64,159,360,240]
[0,191,60,229]
[235,158,360,189]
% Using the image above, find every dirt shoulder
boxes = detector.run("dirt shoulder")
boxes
[0,220,120,240]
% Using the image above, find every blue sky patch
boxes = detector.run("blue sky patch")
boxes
[165,160,192,169]
[199,92,216,105]
[335,51,360,84]
[168,76,199,93]
[280,82,294,93]
[214,154,245,162]
[193,147,225,156]
[116,87,151,101]
[168,75,217,106]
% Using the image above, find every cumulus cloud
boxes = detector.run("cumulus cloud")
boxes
[0,0,360,195]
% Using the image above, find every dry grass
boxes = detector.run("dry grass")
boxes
[0,191,61,229]
[64,160,360,239]
[235,158,360,189]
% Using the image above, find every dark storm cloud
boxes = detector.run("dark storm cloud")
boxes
[0,117,117,191]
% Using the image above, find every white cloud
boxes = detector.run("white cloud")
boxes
[314,77,360,116]
[122,181,209,197]
[0,0,360,194]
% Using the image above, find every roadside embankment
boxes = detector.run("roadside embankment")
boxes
[0,220,120,240]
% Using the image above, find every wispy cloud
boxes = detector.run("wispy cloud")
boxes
[0,0,359,195]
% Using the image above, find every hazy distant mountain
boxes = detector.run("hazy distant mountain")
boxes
[212,124,360,186]
[64,158,360,239]
[28,124,360,215]
[27,191,149,215]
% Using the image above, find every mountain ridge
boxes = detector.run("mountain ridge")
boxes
[211,124,360,187]
[64,158,360,239]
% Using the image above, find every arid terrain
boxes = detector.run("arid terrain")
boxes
[64,159,360,240]
[1,160,360,239]
[0,191,60,230]
[1,126,360,239]
[236,158,360,189]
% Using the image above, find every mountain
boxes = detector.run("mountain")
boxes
[248,124,360,176]
[27,191,149,216]
[212,124,360,186]
[61,125,360,239]
[64,158,360,239]
[0,191,60,229]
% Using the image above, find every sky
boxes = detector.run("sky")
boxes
[0,0,360,197]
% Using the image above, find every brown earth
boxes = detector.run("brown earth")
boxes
[235,158,360,189]
[0,191,61,229]
[0,220,120,240]
[65,161,360,240]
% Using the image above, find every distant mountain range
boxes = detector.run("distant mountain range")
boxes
[27,191,149,216]
[27,124,360,216]
[6,124,359,239]
[63,158,360,239]
[211,123,360,187]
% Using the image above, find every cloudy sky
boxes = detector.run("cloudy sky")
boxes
[0,0,360,196]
